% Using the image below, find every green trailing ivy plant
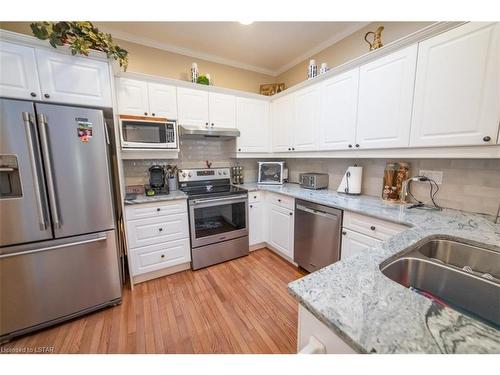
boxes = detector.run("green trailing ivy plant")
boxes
[30,22,129,70]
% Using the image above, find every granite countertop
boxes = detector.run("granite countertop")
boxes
[124,190,187,205]
[239,183,500,353]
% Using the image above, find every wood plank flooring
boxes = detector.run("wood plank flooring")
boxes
[0,248,306,354]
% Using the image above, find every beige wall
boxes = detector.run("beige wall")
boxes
[276,22,434,88]
[0,22,276,93]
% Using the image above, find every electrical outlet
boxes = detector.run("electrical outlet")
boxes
[418,170,443,185]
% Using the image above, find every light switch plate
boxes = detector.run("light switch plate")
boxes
[418,170,443,185]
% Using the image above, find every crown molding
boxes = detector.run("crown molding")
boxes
[97,25,278,76]
[98,23,370,77]
[273,22,370,76]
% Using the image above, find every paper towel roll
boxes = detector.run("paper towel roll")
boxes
[337,166,363,194]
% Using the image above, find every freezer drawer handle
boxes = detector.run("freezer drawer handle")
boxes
[0,235,108,259]
[22,112,48,231]
[37,113,61,228]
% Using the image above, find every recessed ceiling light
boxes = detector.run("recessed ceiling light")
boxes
[239,20,254,25]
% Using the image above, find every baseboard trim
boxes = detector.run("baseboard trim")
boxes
[132,262,191,285]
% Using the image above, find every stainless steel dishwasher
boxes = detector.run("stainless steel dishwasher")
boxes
[294,199,343,272]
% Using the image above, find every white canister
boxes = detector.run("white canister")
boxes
[191,62,199,83]
[308,59,318,79]
[320,62,328,75]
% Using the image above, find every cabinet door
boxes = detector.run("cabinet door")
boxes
[177,87,209,127]
[294,86,319,151]
[209,92,236,128]
[0,41,41,100]
[356,45,417,149]
[248,201,264,246]
[148,82,178,119]
[340,229,381,261]
[410,22,500,147]
[236,97,270,152]
[36,49,112,107]
[268,204,294,259]
[116,78,149,116]
[319,69,359,150]
[272,95,294,152]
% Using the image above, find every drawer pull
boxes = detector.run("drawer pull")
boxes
[250,204,253,208]
[161,254,165,258]
[289,212,293,216]
[158,228,163,232]
[370,226,376,231]
[253,195,257,199]
[156,208,161,212]
[278,199,281,202]
[342,231,347,235]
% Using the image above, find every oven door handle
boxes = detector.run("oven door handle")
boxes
[190,195,248,206]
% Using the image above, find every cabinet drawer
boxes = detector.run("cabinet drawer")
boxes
[126,213,189,249]
[266,192,295,210]
[248,191,262,203]
[130,238,191,276]
[126,199,187,221]
[343,211,408,241]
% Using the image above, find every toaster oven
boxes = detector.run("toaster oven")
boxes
[299,173,329,190]
[258,162,288,185]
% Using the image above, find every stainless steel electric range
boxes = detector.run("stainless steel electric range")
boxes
[178,168,249,270]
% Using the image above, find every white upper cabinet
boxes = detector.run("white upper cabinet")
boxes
[36,49,112,107]
[117,78,177,118]
[147,82,177,119]
[293,86,319,151]
[272,95,294,152]
[318,69,359,150]
[177,87,209,127]
[117,78,149,115]
[0,41,41,100]
[356,45,418,149]
[410,22,500,147]
[236,97,270,153]
[208,92,236,128]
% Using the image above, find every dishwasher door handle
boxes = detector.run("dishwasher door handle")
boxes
[296,204,340,219]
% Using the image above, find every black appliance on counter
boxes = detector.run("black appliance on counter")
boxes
[146,165,169,195]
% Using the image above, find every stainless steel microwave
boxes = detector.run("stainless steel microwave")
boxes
[120,115,178,149]
[258,161,288,185]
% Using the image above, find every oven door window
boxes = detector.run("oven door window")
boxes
[193,201,246,239]
[122,121,166,144]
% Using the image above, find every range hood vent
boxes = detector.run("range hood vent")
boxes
[179,125,240,140]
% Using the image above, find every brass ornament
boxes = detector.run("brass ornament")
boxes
[364,26,384,51]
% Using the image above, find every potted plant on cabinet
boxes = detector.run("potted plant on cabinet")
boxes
[165,165,179,191]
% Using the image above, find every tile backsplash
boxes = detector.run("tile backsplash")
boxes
[123,140,500,216]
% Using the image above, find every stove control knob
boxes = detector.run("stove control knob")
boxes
[218,171,222,175]
[188,172,192,177]
[223,171,227,175]
[181,172,186,178]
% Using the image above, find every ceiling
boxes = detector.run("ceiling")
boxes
[95,22,369,76]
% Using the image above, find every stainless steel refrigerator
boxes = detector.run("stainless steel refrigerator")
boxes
[0,98,122,342]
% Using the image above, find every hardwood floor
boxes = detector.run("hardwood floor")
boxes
[1,248,306,354]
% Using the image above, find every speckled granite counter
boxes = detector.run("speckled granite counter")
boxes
[239,183,500,353]
[124,190,187,205]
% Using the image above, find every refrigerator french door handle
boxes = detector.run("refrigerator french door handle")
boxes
[37,113,61,229]
[22,112,48,231]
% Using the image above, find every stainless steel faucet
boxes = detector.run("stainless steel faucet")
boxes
[495,201,500,224]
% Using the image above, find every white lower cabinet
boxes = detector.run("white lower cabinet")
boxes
[340,211,408,261]
[340,229,381,261]
[248,201,265,246]
[298,304,356,354]
[125,199,191,283]
[267,202,294,260]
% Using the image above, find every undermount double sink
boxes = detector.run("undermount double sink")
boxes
[380,238,500,328]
